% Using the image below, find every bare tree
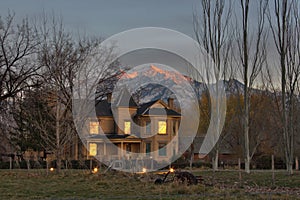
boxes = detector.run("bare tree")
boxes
[0,13,42,162]
[0,13,41,102]
[267,0,300,175]
[235,0,268,173]
[35,15,93,172]
[193,0,233,171]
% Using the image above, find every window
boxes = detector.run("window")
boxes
[146,121,151,134]
[173,121,177,136]
[158,121,167,134]
[124,121,131,134]
[145,143,151,155]
[158,143,167,156]
[89,122,99,134]
[126,144,131,153]
[89,143,97,156]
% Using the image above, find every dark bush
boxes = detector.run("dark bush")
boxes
[254,155,286,169]
[0,161,10,169]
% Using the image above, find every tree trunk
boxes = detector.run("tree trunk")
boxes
[287,95,294,175]
[56,93,61,173]
[242,0,251,174]
[244,96,250,174]
[189,143,194,170]
[212,149,219,171]
[287,162,293,175]
[244,69,251,174]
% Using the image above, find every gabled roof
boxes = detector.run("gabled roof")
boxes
[95,92,180,118]
[114,89,137,108]
[136,99,181,117]
[140,108,181,116]
[136,100,158,115]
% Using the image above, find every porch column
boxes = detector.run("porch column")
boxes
[121,142,124,157]
[86,141,89,159]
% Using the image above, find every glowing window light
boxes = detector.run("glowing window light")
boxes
[158,121,166,134]
[89,143,97,156]
[89,122,99,134]
[124,121,131,134]
[142,167,147,173]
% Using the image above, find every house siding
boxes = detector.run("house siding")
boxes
[86,98,181,166]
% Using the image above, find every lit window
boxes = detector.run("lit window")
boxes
[124,121,131,134]
[158,121,167,134]
[89,122,99,134]
[158,143,167,156]
[89,143,97,156]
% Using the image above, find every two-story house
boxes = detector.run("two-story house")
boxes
[84,90,181,170]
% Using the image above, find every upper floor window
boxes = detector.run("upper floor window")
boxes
[158,121,167,134]
[124,121,131,134]
[89,122,99,134]
[146,121,151,134]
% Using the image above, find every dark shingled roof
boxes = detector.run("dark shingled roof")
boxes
[88,134,140,140]
[136,100,181,117]
[136,100,157,115]
[138,107,181,116]
[95,100,112,117]
[95,94,180,118]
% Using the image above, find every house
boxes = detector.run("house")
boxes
[83,90,181,170]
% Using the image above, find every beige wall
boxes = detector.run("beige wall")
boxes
[99,118,114,133]
[115,107,137,134]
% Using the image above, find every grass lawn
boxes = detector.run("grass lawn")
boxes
[0,169,299,199]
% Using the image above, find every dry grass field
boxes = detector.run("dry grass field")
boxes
[0,169,299,199]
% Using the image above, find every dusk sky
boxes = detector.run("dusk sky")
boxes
[0,0,200,38]
[0,0,290,84]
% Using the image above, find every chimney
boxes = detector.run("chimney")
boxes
[168,97,174,109]
[107,93,112,103]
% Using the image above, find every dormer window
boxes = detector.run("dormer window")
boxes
[124,121,131,134]
[158,121,167,134]
[89,122,99,134]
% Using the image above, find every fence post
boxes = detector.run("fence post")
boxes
[272,155,275,186]
[9,156,12,170]
[238,158,242,185]
[46,159,49,176]
[295,157,299,171]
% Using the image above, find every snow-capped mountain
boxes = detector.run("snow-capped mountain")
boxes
[97,64,259,106]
